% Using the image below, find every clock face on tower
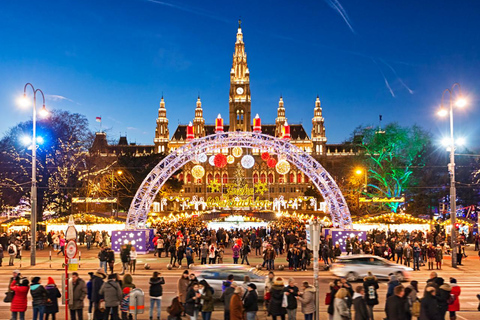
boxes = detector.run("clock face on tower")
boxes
[236,87,244,95]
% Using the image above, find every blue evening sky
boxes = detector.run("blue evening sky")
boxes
[1,0,479,147]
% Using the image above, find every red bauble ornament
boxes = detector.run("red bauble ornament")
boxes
[267,158,277,168]
[214,153,228,168]
[261,152,270,161]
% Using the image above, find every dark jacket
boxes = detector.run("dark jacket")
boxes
[419,291,442,320]
[149,276,165,297]
[220,285,235,311]
[363,276,379,306]
[185,288,201,317]
[69,278,87,310]
[243,289,259,312]
[268,284,287,316]
[45,284,61,314]
[437,284,452,316]
[285,285,299,310]
[385,294,408,320]
[327,284,340,315]
[30,284,48,307]
[387,280,400,298]
[352,293,368,320]
[91,273,106,303]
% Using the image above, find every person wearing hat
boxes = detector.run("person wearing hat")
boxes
[297,282,316,320]
[30,276,48,320]
[448,278,461,320]
[230,286,244,320]
[10,277,29,320]
[178,270,190,315]
[268,277,287,320]
[420,286,441,320]
[45,277,61,320]
[243,283,259,320]
[91,268,107,320]
[69,272,87,320]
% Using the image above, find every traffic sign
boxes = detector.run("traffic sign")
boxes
[65,216,78,241]
[66,240,77,259]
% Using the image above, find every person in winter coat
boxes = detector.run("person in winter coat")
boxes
[120,287,132,320]
[385,285,408,320]
[448,278,461,320]
[243,283,259,320]
[7,242,17,266]
[297,281,316,320]
[99,274,123,320]
[438,282,452,319]
[434,245,443,270]
[327,280,341,318]
[10,278,29,320]
[44,277,61,320]
[185,282,201,320]
[352,286,368,320]
[221,280,236,320]
[129,247,137,274]
[149,271,165,320]
[386,275,400,298]
[419,287,441,320]
[199,280,214,320]
[285,278,299,320]
[333,288,351,320]
[69,272,87,320]
[178,270,190,306]
[362,272,379,319]
[30,277,48,320]
[268,277,287,320]
[91,268,107,320]
[229,286,244,320]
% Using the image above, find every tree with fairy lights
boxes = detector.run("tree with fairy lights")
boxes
[234,162,247,188]
[357,123,430,213]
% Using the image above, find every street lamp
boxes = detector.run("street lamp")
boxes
[437,82,466,268]
[19,83,49,266]
[355,168,367,192]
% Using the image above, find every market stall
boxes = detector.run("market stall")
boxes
[353,212,434,233]
[44,213,125,233]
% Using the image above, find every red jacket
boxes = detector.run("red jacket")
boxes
[10,280,29,312]
[448,285,461,312]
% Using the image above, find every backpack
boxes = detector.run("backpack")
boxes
[8,246,14,254]
[411,300,421,317]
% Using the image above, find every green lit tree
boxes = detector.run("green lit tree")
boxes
[358,123,430,212]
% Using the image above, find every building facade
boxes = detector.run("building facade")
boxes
[90,22,358,207]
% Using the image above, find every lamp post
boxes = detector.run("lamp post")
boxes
[111,170,123,216]
[438,82,466,268]
[20,83,48,266]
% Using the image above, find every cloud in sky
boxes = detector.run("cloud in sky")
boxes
[46,94,75,103]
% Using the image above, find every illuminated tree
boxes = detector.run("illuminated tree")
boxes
[358,123,430,212]
[0,110,93,220]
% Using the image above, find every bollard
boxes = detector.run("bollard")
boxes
[79,251,81,261]
[129,288,145,320]
[49,250,52,260]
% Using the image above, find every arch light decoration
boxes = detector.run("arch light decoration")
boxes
[126,131,352,229]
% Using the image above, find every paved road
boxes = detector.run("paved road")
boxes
[1,245,479,319]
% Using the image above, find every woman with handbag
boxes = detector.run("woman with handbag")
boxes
[297,281,316,320]
[10,278,29,320]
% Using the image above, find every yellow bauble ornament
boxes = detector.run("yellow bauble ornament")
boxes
[232,146,243,158]
[191,165,205,179]
[227,155,235,164]
[276,160,291,175]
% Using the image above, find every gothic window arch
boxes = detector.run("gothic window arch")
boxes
[260,172,266,183]
[253,172,259,184]
[268,173,274,184]
[297,172,303,183]
[207,173,213,184]
[222,173,228,184]
[187,173,192,184]
[215,173,220,183]
[289,172,295,183]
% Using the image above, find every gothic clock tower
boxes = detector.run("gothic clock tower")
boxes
[229,20,251,132]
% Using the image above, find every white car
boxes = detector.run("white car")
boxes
[330,254,413,282]
[190,264,267,300]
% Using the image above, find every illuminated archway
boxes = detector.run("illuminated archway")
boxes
[126,131,352,229]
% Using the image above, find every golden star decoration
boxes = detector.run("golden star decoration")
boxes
[254,182,268,195]
[207,180,221,193]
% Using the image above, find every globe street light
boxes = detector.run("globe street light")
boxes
[20,83,48,266]
[437,82,465,268]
